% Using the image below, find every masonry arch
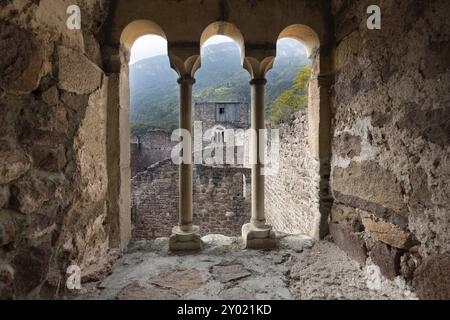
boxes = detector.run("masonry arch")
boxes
[104,8,332,250]
[210,125,227,144]
[106,20,171,249]
[262,24,331,240]
[199,21,246,66]
[278,24,320,57]
[120,20,167,51]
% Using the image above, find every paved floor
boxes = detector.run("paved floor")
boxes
[76,234,416,300]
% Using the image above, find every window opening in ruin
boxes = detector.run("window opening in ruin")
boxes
[263,36,316,236]
[189,35,252,236]
[129,34,180,239]
[266,38,312,128]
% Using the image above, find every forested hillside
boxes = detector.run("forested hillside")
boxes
[130,39,310,132]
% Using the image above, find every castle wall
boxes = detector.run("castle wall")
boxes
[132,161,251,239]
[194,102,249,130]
[265,111,321,237]
[130,130,176,176]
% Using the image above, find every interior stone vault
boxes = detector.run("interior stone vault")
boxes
[0,0,449,300]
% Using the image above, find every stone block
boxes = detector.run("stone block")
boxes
[362,215,414,249]
[0,210,15,247]
[279,234,314,252]
[32,146,66,172]
[0,140,31,185]
[332,161,404,213]
[58,46,103,95]
[400,246,421,281]
[44,106,69,135]
[413,255,450,300]
[334,132,362,158]
[149,270,203,294]
[331,204,363,232]
[0,185,10,209]
[12,245,51,297]
[11,175,55,215]
[41,86,59,106]
[210,264,251,283]
[169,226,202,251]
[0,264,15,300]
[241,223,278,249]
[369,242,402,280]
[329,222,367,265]
[117,282,180,300]
[0,21,44,94]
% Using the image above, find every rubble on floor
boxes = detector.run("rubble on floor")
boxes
[73,234,416,300]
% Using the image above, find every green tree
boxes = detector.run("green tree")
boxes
[269,65,311,126]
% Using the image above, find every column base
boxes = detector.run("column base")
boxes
[169,225,202,251]
[241,223,278,249]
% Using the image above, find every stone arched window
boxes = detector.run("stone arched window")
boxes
[211,126,226,144]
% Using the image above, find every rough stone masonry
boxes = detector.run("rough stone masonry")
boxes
[0,0,449,300]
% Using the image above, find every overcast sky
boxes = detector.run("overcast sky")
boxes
[130,35,233,64]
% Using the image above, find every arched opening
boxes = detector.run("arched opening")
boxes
[190,25,251,237]
[128,34,181,240]
[264,24,329,240]
[107,20,171,247]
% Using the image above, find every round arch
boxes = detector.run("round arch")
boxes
[108,19,170,250]
[278,24,320,57]
[120,19,167,51]
[200,21,246,65]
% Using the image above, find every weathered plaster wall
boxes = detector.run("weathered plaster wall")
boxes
[132,160,250,239]
[0,0,116,299]
[330,0,450,299]
[265,111,321,237]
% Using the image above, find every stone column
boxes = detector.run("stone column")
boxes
[242,77,277,249]
[169,75,202,251]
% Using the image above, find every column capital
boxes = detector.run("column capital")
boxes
[243,56,275,79]
[169,54,201,79]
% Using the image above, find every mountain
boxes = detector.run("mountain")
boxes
[130,39,310,131]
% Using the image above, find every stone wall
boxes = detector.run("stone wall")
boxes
[130,130,176,177]
[132,160,251,239]
[0,0,115,299]
[330,0,450,299]
[194,102,249,130]
[265,110,321,237]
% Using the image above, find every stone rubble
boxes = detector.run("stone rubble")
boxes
[73,235,416,300]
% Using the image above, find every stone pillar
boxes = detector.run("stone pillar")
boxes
[169,75,202,251]
[242,77,277,249]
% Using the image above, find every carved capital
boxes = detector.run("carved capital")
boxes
[169,54,201,79]
[243,56,275,80]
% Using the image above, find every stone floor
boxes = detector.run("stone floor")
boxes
[75,234,417,300]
